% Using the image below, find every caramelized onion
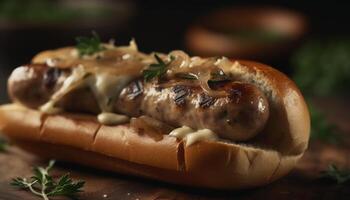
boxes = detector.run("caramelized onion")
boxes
[196,70,227,97]
[189,56,207,67]
[168,50,191,69]
[165,55,229,97]
[158,79,197,88]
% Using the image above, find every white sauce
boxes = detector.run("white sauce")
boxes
[40,65,89,114]
[36,40,241,128]
[89,73,133,112]
[40,66,134,125]
[98,112,130,125]
[39,101,62,114]
[169,126,218,146]
[169,126,193,138]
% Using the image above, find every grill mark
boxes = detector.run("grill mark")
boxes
[199,93,216,108]
[127,80,143,99]
[43,67,62,89]
[173,85,190,106]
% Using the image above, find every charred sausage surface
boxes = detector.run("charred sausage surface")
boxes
[8,64,269,141]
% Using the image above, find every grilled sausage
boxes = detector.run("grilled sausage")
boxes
[8,64,269,141]
[116,80,269,141]
[8,64,68,108]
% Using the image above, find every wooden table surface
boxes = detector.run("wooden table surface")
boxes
[0,97,349,200]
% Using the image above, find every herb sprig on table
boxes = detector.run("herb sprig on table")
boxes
[76,31,105,57]
[11,160,85,200]
[321,164,350,184]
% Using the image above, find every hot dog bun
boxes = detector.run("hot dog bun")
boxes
[0,60,310,189]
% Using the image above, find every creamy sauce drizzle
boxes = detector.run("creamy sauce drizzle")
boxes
[35,39,241,129]
[38,41,148,124]
[169,126,218,146]
[98,112,130,125]
[40,65,136,125]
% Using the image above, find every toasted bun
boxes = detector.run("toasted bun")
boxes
[0,60,310,189]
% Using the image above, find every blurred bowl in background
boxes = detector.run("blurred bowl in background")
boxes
[0,0,134,29]
[0,0,135,66]
[186,6,307,62]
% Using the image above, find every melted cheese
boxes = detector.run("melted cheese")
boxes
[40,65,88,114]
[37,41,150,125]
[97,112,129,125]
[169,126,218,146]
[39,101,62,114]
[36,40,241,127]
[89,73,134,112]
[40,66,135,125]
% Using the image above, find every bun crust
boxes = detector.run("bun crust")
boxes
[0,60,310,189]
[224,60,310,155]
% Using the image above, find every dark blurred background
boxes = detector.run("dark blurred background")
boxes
[1,0,350,104]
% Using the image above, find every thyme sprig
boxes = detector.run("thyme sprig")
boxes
[143,54,174,81]
[11,160,85,200]
[321,164,350,184]
[76,31,105,57]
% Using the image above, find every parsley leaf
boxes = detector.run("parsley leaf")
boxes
[76,31,105,57]
[143,54,174,81]
[321,164,350,184]
[11,160,85,200]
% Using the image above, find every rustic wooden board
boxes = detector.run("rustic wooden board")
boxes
[0,97,349,200]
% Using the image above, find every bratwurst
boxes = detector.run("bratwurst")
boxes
[8,63,269,141]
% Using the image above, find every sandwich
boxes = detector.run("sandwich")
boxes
[0,36,310,189]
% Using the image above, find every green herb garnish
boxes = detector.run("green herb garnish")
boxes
[11,160,85,200]
[321,164,350,184]
[0,138,7,152]
[76,31,105,57]
[143,54,174,81]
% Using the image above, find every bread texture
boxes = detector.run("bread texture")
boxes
[0,60,310,189]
